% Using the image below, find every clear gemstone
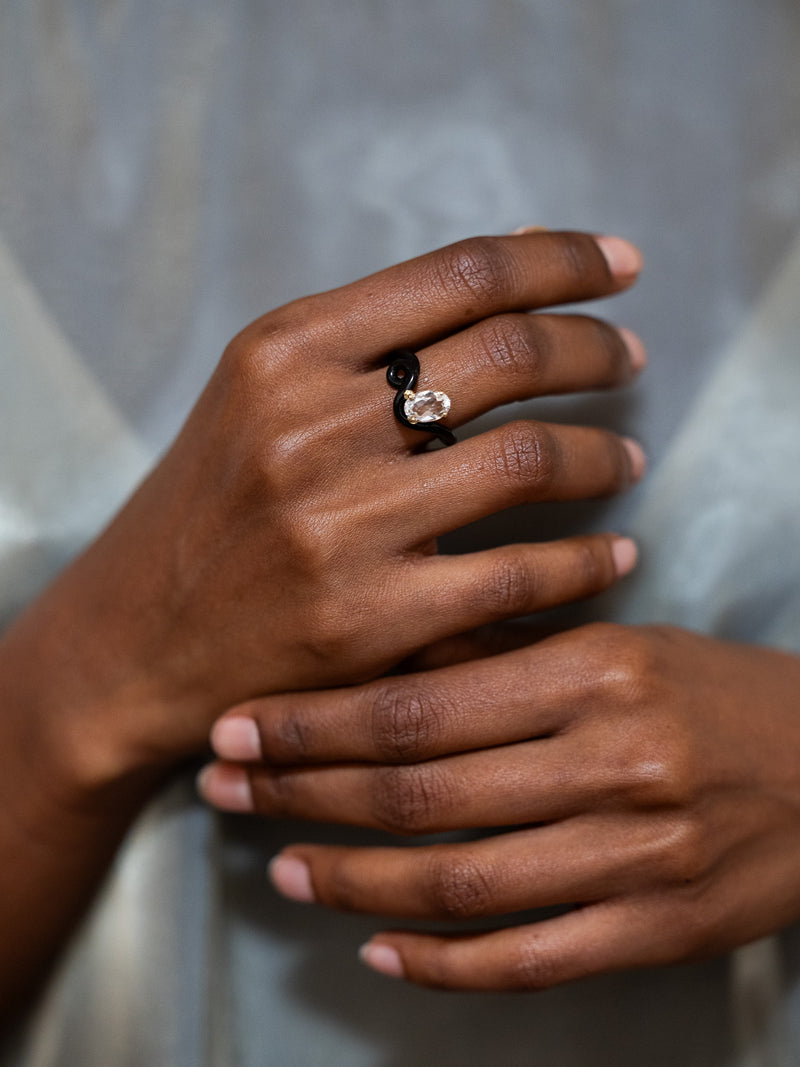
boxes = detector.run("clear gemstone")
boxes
[404,390,451,424]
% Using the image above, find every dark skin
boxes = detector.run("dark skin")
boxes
[202,624,800,990]
[0,231,644,1014]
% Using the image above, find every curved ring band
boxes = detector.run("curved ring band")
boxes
[386,349,457,447]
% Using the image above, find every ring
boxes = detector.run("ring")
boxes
[386,349,457,447]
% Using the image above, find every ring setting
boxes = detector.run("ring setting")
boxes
[386,349,456,446]
[403,388,451,425]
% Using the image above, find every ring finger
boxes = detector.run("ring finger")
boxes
[267,813,674,919]
[386,313,644,439]
[201,734,595,832]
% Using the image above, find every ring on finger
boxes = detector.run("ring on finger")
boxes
[386,349,457,447]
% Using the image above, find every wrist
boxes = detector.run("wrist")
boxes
[0,573,182,802]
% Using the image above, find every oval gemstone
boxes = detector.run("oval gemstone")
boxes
[404,390,451,423]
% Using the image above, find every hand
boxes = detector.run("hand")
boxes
[201,624,800,991]
[1,232,645,789]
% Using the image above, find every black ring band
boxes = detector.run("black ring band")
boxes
[386,349,457,447]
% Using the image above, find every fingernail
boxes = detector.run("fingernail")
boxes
[595,236,643,282]
[268,854,315,903]
[618,327,648,373]
[359,941,405,979]
[196,763,253,812]
[510,224,550,235]
[211,716,262,761]
[622,437,647,481]
[611,536,638,577]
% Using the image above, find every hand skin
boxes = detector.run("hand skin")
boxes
[202,624,800,992]
[0,231,644,1015]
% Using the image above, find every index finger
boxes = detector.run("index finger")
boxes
[291,232,643,363]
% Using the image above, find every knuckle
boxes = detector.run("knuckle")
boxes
[372,764,449,836]
[251,768,293,817]
[585,625,661,706]
[425,853,496,920]
[320,861,364,913]
[434,237,519,306]
[221,307,312,383]
[271,707,316,762]
[494,421,559,495]
[370,683,448,763]
[557,232,605,286]
[251,298,327,358]
[416,944,466,991]
[281,511,339,581]
[609,729,696,809]
[483,552,538,618]
[511,937,561,991]
[301,594,364,667]
[654,814,707,884]
[474,314,544,378]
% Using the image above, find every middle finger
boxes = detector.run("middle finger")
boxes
[205,734,594,833]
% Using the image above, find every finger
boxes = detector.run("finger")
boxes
[399,420,645,540]
[209,627,605,766]
[282,232,642,363]
[427,533,636,634]
[358,533,635,678]
[358,901,670,991]
[267,814,675,919]
[202,734,594,832]
[412,313,645,428]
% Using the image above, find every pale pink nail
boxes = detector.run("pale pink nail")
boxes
[196,763,253,812]
[618,327,648,373]
[268,855,315,903]
[622,437,647,481]
[510,224,550,235]
[595,236,644,282]
[611,536,638,577]
[359,941,405,979]
[211,716,262,761]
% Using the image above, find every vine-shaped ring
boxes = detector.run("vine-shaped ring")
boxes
[386,349,456,447]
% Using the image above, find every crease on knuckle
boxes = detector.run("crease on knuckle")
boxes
[320,860,364,913]
[251,768,294,817]
[511,936,560,991]
[434,237,518,308]
[588,627,658,707]
[652,813,707,885]
[559,233,603,287]
[301,596,363,668]
[372,764,448,836]
[475,315,542,379]
[484,552,538,618]
[611,732,696,810]
[370,684,447,763]
[271,708,316,762]
[222,303,322,383]
[494,422,557,496]
[425,853,496,920]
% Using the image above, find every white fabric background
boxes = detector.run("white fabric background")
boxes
[1,2,800,1063]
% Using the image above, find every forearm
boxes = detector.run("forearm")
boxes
[0,598,172,1021]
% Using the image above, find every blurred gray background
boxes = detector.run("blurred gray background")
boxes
[2,2,800,1065]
